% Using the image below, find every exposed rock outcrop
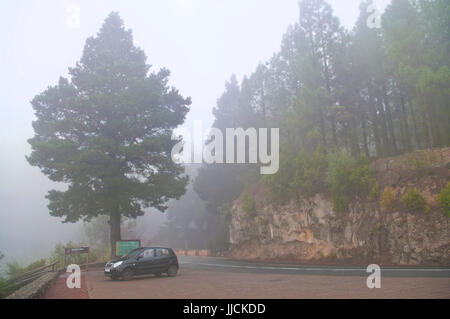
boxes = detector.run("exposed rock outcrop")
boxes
[228,148,450,265]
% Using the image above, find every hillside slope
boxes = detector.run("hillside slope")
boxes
[228,148,450,265]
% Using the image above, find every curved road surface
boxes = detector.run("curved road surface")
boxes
[72,256,450,299]
[179,256,450,278]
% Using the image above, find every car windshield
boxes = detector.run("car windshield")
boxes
[123,248,142,258]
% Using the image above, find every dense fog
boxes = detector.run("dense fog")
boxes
[0,0,390,266]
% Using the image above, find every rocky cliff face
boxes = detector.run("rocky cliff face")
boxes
[228,148,450,265]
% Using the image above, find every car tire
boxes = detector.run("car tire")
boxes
[154,272,162,277]
[111,275,120,281]
[167,265,178,277]
[121,268,133,281]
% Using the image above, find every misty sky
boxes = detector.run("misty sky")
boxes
[0,0,390,264]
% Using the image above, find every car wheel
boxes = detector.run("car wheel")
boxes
[167,265,178,277]
[111,275,119,281]
[121,268,133,281]
[154,272,162,277]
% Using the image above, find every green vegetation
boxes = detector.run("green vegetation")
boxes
[327,153,374,213]
[290,147,328,202]
[241,189,257,219]
[0,251,7,298]
[0,280,8,299]
[5,259,46,279]
[194,0,450,230]
[368,182,380,202]
[0,251,5,298]
[402,189,427,212]
[262,152,295,205]
[437,183,450,217]
[264,150,375,213]
[0,258,47,298]
[263,146,327,205]
[380,187,397,212]
[48,242,105,270]
[0,243,110,298]
[26,12,191,258]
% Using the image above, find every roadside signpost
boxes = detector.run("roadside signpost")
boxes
[64,247,90,270]
[116,240,141,257]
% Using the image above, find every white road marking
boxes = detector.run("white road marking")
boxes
[190,262,450,273]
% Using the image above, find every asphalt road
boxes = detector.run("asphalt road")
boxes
[41,256,450,299]
[179,256,450,278]
[81,257,450,298]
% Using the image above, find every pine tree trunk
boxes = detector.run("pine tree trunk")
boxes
[428,100,441,147]
[349,115,360,157]
[361,112,370,158]
[425,108,435,148]
[376,90,390,156]
[407,97,420,149]
[109,212,121,259]
[319,104,327,149]
[368,82,382,157]
[382,85,397,155]
[399,93,411,151]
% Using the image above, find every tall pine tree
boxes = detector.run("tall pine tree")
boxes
[27,12,191,258]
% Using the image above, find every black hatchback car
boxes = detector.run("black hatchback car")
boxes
[104,247,179,280]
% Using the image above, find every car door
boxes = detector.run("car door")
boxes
[153,248,170,272]
[134,248,155,275]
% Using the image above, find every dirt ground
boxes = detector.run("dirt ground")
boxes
[42,272,89,299]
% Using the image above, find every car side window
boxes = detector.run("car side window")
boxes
[143,249,154,258]
[156,248,169,256]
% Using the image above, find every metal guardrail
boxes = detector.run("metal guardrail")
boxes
[1,262,57,294]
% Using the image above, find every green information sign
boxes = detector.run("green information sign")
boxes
[116,240,140,257]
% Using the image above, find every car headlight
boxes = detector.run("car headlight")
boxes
[112,261,123,268]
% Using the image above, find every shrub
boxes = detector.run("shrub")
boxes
[368,182,380,201]
[437,182,450,217]
[402,189,427,212]
[241,189,257,219]
[0,277,7,298]
[0,277,9,298]
[263,151,295,205]
[380,186,396,212]
[4,258,47,279]
[289,147,327,202]
[264,146,328,205]
[48,242,101,269]
[5,261,24,279]
[266,148,375,214]
[327,152,374,213]
[331,193,350,214]
[24,259,47,272]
